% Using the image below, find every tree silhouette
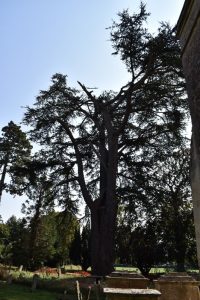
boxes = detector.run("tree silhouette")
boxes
[23,4,187,275]
[0,121,32,201]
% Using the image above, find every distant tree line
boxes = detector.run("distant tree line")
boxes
[0,199,197,276]
[0,212,90,271]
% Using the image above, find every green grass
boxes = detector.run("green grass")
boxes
[0,282,61,300]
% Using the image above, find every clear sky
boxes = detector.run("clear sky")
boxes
[0,0,185,222]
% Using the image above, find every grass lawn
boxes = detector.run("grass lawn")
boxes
[0,282,61,300]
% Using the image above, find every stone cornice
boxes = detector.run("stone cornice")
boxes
[177,0,194,37]
[176,0,200,54]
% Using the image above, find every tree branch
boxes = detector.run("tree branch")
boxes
[56,118,93,208]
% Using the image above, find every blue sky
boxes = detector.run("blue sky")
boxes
[0,0,185,221]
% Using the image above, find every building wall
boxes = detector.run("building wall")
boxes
[177,0,200,268]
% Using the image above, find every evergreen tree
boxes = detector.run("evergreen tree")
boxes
[22,4,187,275]
[0,217,10,264]
[55,211,80,266]
[6,216,29,267]
[0,121,32,200]
[69,228,82,266]
[116,147,195,273]
[81,224,91,271]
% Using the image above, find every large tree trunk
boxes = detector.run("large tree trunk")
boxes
[90,137,118,276]
[90,202,117,275]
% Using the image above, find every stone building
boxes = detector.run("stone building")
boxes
[177,0,200,268]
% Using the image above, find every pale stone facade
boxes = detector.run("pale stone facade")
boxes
[177,0,200,268]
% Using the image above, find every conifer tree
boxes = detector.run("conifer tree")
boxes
[23,4,187,275]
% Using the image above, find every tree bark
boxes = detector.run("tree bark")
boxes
[90,202,117,275]
[90,138,118,276]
